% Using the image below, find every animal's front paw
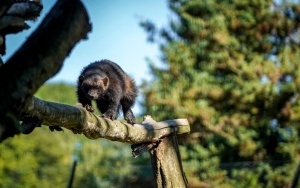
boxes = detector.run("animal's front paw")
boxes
[85,105,94,112]
[101,111,117,120]
[125,117,135,125]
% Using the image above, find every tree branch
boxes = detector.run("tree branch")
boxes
[23,97,190,144]
[0,0,91,141]
[0,0,43,55]
[0,0,14,17]
[0,0,91,105]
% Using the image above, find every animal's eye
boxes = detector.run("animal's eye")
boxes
[97,86,105,91]
[81,84,90,90]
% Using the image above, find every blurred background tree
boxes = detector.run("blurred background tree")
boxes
[141,0,300,187]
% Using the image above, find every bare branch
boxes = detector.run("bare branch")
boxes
[0,0,43,54]
[0,0,91,141]
[0,0,91,104]
[0,0,14,17]
[23,97,190,144]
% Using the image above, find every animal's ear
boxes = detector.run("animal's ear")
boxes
[102,76,109,89]
[79,75,85,82]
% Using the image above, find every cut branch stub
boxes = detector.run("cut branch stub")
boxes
[23,97,190,144]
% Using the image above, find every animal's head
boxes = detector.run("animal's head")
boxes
[79,74,109,100]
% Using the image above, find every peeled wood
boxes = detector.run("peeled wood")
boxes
[23,97,190,143]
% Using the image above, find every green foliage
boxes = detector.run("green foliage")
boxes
[0,83,151,187]
[35,83,77,104]
[0,127,75,188]
[141,0,300,187]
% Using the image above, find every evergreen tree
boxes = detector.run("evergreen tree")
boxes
[141,0,300,187]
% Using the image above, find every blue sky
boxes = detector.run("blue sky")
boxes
[3,1,170,115]
[3,1,169,85]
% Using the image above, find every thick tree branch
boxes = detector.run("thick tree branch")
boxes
[0,0,43,55]
[0,0,14,17]
[0,0,91,105]
[0,0,91,141]
[23,97,190,143]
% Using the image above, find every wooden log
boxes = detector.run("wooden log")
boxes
[149,133,188,187]
[22,97,190,144]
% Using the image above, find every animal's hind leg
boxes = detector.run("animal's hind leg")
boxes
[124,108,135,124]
[121,99,135,125]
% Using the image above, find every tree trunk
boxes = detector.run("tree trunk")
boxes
[150,134,188,188]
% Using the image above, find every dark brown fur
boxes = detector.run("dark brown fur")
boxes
[77,59,138,124]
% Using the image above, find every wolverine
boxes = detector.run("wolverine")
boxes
[77,59,138,124]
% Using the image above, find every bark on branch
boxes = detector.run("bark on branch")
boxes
[23,97,190,144]
[0,0,91,105]
[150,135,188,187]
[0,0,91,141]
[0,0,43,56]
